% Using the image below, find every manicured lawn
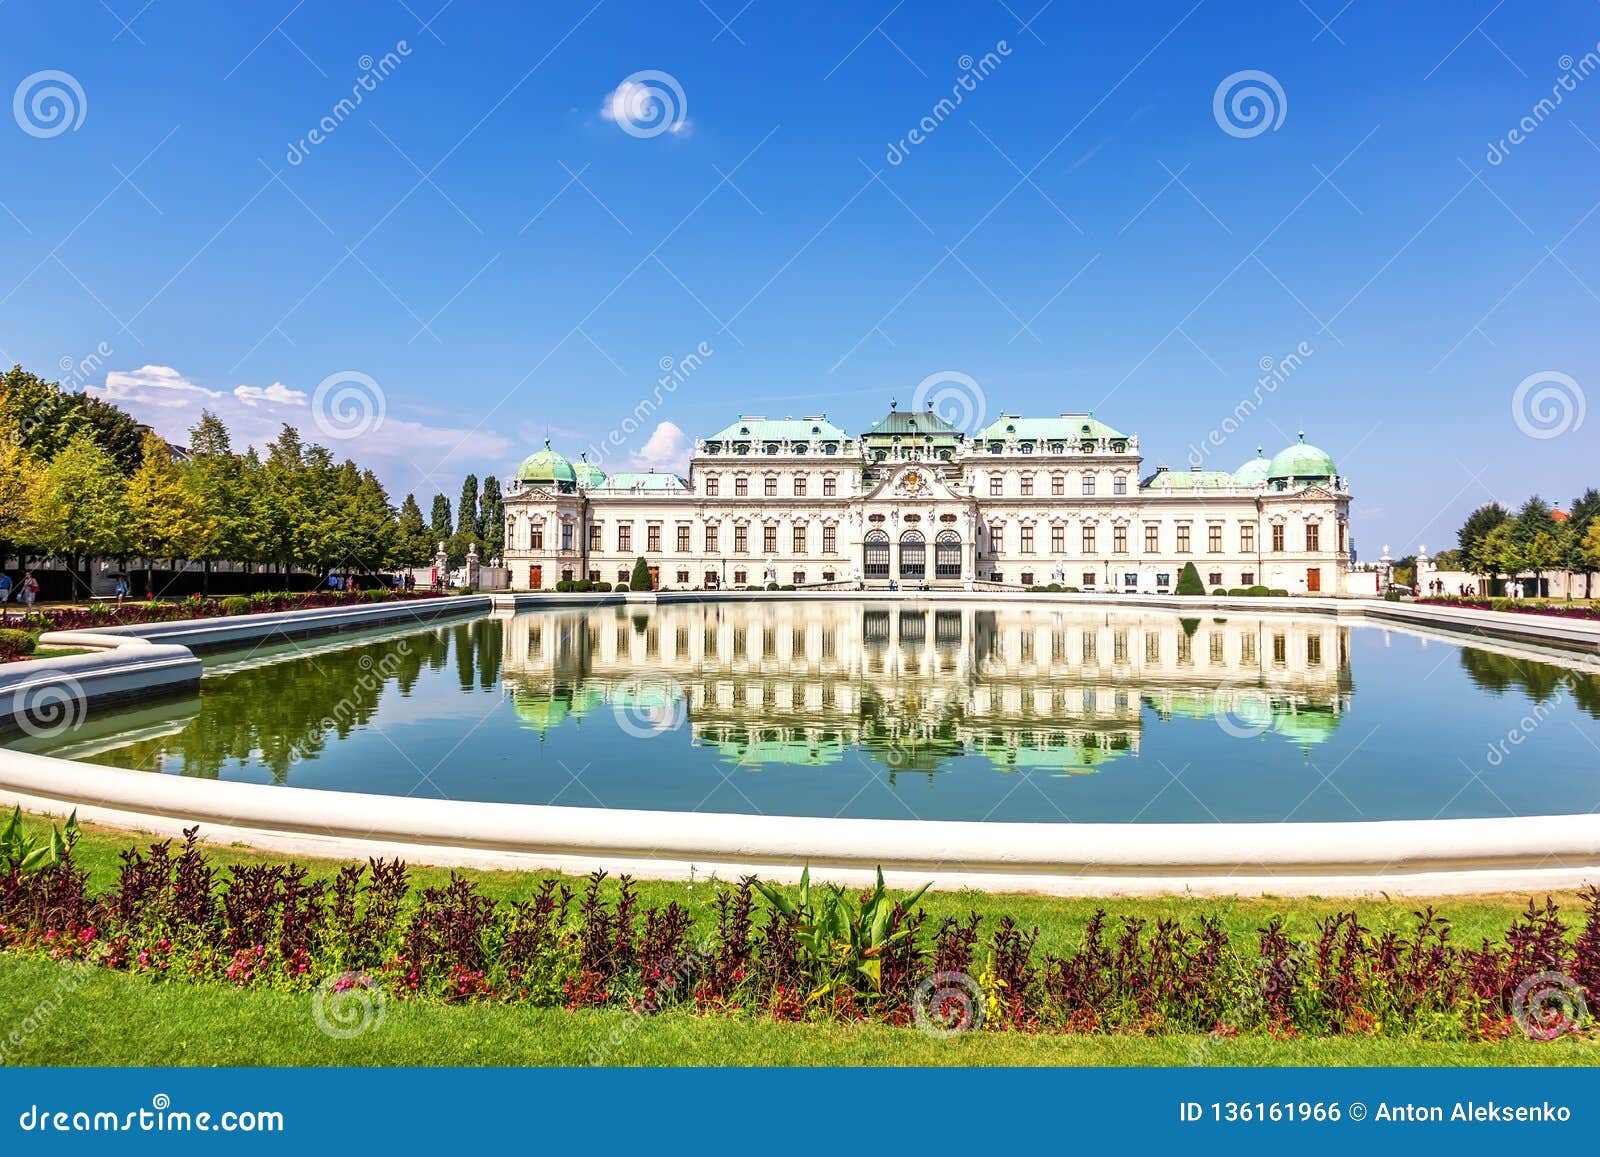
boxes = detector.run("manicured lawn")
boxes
[2,817,1598,1067]
[4,954,1596,1067]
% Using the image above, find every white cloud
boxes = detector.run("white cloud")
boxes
[90,365,221,409]
[599,78,690,136]
[233,382,307,407]
[629,420,691,475]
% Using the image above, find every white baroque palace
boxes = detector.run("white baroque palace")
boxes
[501,406,1352,594]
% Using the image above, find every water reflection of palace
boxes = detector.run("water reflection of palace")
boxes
[497,602,1354,773]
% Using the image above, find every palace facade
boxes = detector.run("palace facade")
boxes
[501,405,1352,594]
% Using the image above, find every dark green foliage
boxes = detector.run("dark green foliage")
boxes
[1174,561,1204,595]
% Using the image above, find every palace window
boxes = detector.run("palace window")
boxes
[794,570,805,585]
[1208,571,1223,587]
[561,523,573,551]
[705,525,719,552]
[1271,524,1285,552]
[735,476,749,497]
[530,526,544,550]
[822,524,836,554]
[618,525,632,552]
[588,570,600,583]
[705,476,719,497]
[1241,571,1255,586]
[763,524,778,553]
[989,523,1004,553]
[677,525,691,553]
[677,570,690,585]
[617,569,629,584]
[647,525,661,553]
[1144,524,1159,552]
[589,523,602,551]
[1051,524,1065,553]
[1208,525,1222,553]
[1176,526,1191,553]
[1114,474,1127,496]
[1082,474,1096,495]
[1021,571,1034,586]
[899,531,925,580]
[1051,474,1064,496]
[1337,520,1346,554]
[764,475,778,497]
[1156,572,1171,588]
[935,531,961,579]
[1113,525,1128,554]
[823,475,836,497]
[1241,524,1255,553]
[1306,523,1320,552]
[864,531,890,579]
[1020,475,1034,497]
[734,525,748,553]
[1082,526,1096,553]
[1020,525,1034,553]
[793,524,807,553]
[989,475,1003,497]
[794,476,807,497]
[734,569,747,585]
[1082,571,1096,588]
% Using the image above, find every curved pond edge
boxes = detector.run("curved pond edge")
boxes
[3,591,1599,898]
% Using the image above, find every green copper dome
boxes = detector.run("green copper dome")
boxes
[1234,447,1272,487]
[573,453,608,490]
[1266,432,1337,483]
[516,439,577,486]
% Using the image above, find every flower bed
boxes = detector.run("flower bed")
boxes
[0,589,450,658]
[1418,596,1600,621]
[2,826,1596,1043]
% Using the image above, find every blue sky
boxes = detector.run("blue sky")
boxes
[3,0,1597,554]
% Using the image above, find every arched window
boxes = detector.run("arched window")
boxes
[899,530,926,580]
[864,530,890,579]
[935,531,961,579]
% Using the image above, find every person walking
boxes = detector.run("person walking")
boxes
[114,575,128,605]
[0,573,11,605]
[19,571,39,609]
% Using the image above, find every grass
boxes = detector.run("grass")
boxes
[3,816,1599,1067]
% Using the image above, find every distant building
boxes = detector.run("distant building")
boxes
[501,404,1352,594]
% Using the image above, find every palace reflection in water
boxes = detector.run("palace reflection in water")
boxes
[497,602,1354,775]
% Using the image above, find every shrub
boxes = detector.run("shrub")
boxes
[219,596,251,617]
[1248,585,1270,596]
[630,557,653,592]
[615,583,630,593]
[1212,587,1227,596]
[593,582,611,593]
[1174,561,1205,595]
[0,628,38,660]
[1269,588,1289,597]
[554,580,573,592]
[780,584,796,591]
[766,582,780,591]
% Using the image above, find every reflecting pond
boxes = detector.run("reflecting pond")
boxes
[16,601,1600,823]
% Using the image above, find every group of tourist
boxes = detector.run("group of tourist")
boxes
[0,571,40,609]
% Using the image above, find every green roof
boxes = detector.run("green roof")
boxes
[1266,433,1337,482]
[592,471,688,493]
[1140,468,1236,491]
[704,415,851,442]
[976,414,1125,442]
[863,408,961,438]
[573,454,608,489]
[516,440,577,485]
[1234,448,1272,487]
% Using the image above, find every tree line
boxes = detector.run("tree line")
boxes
[1440,491,1600,595]
[0,365,503,595]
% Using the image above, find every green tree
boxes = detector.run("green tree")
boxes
[126,432,213,597]
[31,432,129,595]
[0,443,45,576]
[429,494,452,547]
[1578,520,1600,591]
[1511,497,1559,596]
[1174,560,1204,595]
[185,411,246,592]
[630,556,654,591]
[1457,502,1509,578]
[1481,523,1521,590]
[392,494,432,568]
[1567,488,1600,598]
[480,475,504,560]
[456,474,480,538]
[259,425,307,574]
[0,365,144,473]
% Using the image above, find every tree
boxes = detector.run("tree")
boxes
[392,494,432,568]
[31,432,129,596]
[1579,521,1600,590]
[630,556,654,592]
[0,443,45,575]
[429,494,452,549]
[456,474,480,538]
[1511,497,1559,595]
[185,411,245,592]
[480,475,504,560]
[126,432,213,597]
[0,365,143,473]
[1457,502,1509,578]
[1174,560,1204,595]
[1482,523,1521,590]
[1568,488,1600,598]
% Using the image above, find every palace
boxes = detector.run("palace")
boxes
[500,404,1351,594]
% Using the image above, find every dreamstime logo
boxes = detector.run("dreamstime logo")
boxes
[913,970,985,1037]
[612,678,687,739]
[311,371,385,440]
[1511,371,1585,440]
[1187,341,1313,467]
[885,41,1012,165]
[312,972,386,1039]
[583,340,713,467]
[604,70,688,138]
[1511,970,1587,1041]
[911,370,986,435]
[1210,681,1273,739]
[1486,45,1600,165]
[12,675,88,739]
[285,41,413,165]
[13,70,87,138]
[1212,70,1286,138]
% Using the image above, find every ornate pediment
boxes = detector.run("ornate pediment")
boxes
[864,464,972,504]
